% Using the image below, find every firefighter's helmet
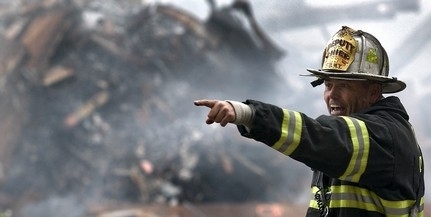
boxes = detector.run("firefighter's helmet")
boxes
[305,26,406,93]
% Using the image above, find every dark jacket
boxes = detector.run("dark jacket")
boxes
[238,96,425,217]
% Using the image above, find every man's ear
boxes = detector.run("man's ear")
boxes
[370,83,383,104]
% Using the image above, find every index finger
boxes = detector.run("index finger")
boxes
[194,99,217,108]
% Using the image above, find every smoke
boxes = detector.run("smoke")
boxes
[1,0,430,216]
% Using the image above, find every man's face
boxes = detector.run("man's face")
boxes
[323,78,379,116]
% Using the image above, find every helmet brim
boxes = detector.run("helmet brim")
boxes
[305,68,406,93]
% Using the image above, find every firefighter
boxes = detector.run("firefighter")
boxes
[194,26,425,217]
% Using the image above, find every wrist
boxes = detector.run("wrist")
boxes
[226,100,254,127]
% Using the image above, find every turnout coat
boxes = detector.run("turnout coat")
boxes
[237,96,425,217]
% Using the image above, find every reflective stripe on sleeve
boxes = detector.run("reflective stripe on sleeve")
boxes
[272,109,302,156]
[338,116,370,183]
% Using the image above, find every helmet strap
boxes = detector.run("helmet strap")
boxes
[311,78,324,87]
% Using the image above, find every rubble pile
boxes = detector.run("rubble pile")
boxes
[0,0,309,216]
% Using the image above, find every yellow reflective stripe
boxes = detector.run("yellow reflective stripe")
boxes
[272,109,302,155]
[339,116,370,183]
[309,186,321,209]
[309,187,318,208]
[418,197,425,217]
[309,185,424,216]
[331,185,420,216]
[272,109,288,150]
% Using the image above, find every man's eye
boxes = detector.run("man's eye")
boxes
[339,83,349,88]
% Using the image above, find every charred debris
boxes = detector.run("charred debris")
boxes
[0,0,309,216]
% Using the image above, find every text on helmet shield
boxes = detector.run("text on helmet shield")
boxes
[322,28,358,72]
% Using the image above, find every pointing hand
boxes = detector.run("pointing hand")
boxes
[194,99,236,127]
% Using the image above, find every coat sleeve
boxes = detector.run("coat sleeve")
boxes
[237,100,396,186]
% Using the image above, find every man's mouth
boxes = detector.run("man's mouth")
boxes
[330,104,345,115]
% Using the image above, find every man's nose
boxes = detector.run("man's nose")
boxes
[328,87,341,99]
